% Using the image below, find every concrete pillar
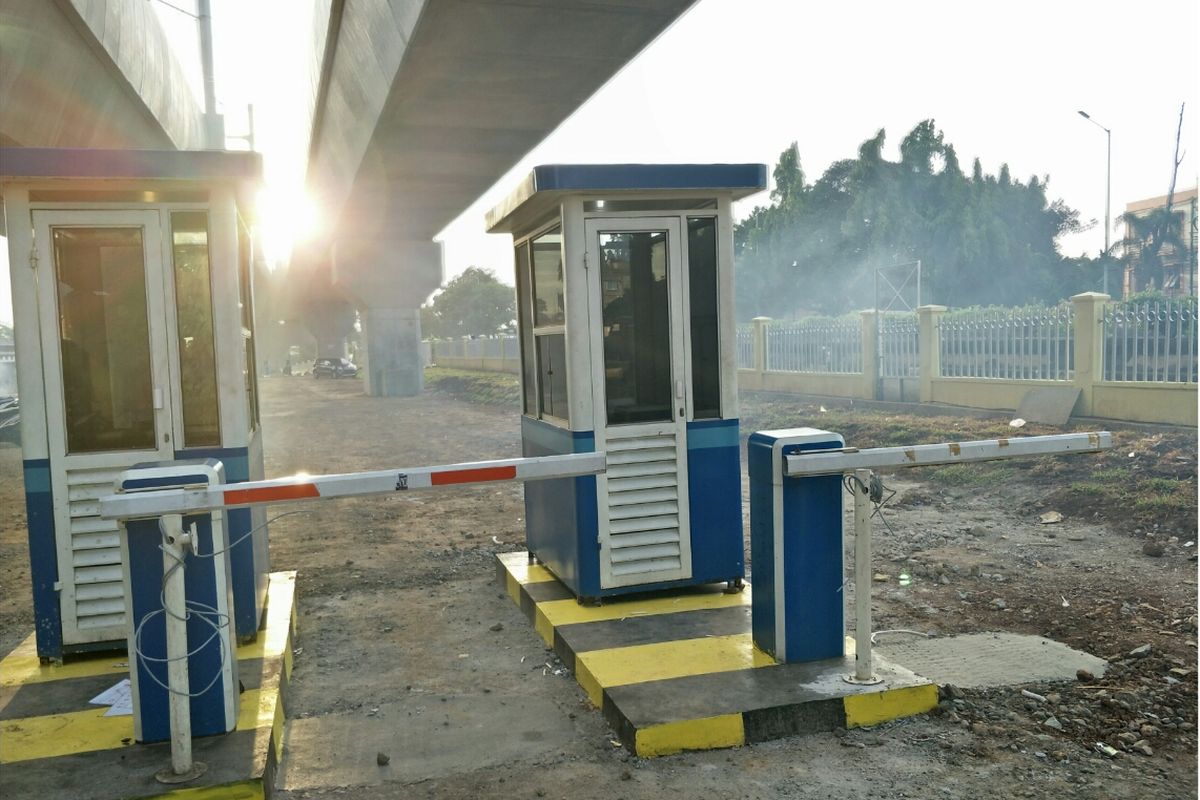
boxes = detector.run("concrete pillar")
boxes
[361,307,423,397]
[1070,292,1110,417]
[752,316,771,373]
[859,310,879,401]
[916,305,947,403]
[331,236,442,397]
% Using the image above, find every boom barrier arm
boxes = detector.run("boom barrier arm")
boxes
[784,432,1112,478]
[100,452,606,520]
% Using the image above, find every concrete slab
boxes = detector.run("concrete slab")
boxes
[497,552,938,758]
[276,692,579,790]
[875,632,1108,688]
[0,571,298,800]
[1017,386,1082,425]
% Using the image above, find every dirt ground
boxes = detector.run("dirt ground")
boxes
[0,374,1195,799]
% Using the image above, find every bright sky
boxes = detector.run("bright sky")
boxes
[1,0,1197,324]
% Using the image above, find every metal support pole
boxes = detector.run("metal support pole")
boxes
[846,470,881,685]
[156,515,206,783]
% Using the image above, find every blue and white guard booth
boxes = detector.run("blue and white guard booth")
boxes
[1,148,270,660]
[487,164,766,600]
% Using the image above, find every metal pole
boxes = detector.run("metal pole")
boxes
[848,470,880,684]
[1104,128,1111,296]
[156,514,206,783]
[197,0,224,149]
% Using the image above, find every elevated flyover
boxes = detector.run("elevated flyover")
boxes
[0,0,204,150]
[303,0,697,395]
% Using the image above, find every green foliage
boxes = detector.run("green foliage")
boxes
[735,122,1092,319]
[421,267,516,338]
[0,323,12,343]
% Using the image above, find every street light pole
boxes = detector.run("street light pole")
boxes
[1078,110,1112,295]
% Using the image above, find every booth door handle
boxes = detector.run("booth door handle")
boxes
[675,380,684,399]
[153,387,164,409]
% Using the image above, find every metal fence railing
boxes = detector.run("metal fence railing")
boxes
[736,325,755,369]
[879,314,919,378]
[939,306,1074,381]
[430,335,519,360]
[1102,301,1198,383]
[765,318,862,374]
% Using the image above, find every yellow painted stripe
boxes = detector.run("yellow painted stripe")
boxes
[157,780,264,799]
[575,633,775,706]
[843,683,938,728]
[635,714,745,757]
[504,562,557,585]
[0,634,129,687]
[534,588,751,642]
[236,571,298,662]
[0,706,133,763]
[505,572,522,605]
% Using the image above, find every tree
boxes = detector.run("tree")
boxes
[734,121,1087,318]
[421,267,515,338]
[1111,103,1194,294]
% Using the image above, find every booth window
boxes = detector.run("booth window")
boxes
[687,217,721,419]
[237,217,260,432]
[599,230,672,425]
[170,212,221,447]
[531,228,565,327]
[514,244,538,415]
[525,227,569,423]
[52,226,156,453]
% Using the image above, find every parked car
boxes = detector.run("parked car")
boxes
[312,357,359,379]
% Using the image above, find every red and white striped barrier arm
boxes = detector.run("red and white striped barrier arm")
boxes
[100,452,605,520]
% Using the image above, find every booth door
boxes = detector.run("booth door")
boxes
[585,218,694,589]
[32,210,177,646]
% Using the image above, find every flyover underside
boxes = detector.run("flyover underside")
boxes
[0,0,203,151]
[305,0,696,395]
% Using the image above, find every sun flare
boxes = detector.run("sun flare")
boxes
[257,187,320,269]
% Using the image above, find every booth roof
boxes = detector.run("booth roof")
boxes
[485,163,767,235]
[0,148,261,182]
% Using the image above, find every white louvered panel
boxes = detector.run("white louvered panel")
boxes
[607,446,676,465]
[609,500,679,520]
[76,612,125,631]
[606,473,677,493]
[605,461,676,480]
[66,467,126,633]
[73,563,124,584]
[610,542,681,563]
[75,582,124,601]
[609,514,678,535]
[71,530,120,551]
[608,486,677,506]
[612,557,682,577]
[603,431,683,582]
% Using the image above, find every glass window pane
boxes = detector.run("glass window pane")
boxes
[536,333,568,421]
[514,243,538,415]
[171,212,221,447]
[688,217,721,419]
[531,228,564,327]
[52,227,155,452]
[599,230,672,425]
[237,216,260,431]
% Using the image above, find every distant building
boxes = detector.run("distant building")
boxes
[1120,187,1198,297]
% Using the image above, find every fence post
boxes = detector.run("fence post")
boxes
[859,310,878,400]
[1071,292,1110,417]
[752,317,771,386]
[916,305,947,403]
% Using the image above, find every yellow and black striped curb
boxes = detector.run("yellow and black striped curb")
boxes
[0,571,298,800]
[497,552,937,757]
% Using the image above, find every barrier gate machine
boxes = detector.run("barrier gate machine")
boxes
[486,164,767,599]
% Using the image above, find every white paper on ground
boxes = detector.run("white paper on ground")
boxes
[89,677,133,716]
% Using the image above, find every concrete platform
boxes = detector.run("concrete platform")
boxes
[0,571,298,800]
[497,553,937,757]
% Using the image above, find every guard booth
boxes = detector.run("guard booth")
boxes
[1,148,270,660]
[487,164,766,599]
